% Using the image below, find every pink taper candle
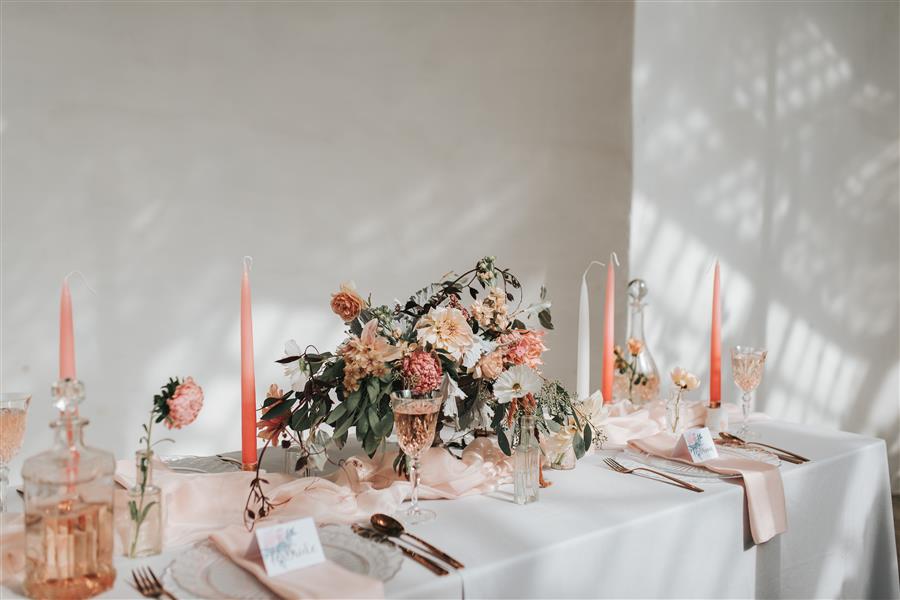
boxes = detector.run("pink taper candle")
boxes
[709,261,721,408]
[240,259,258,469]
[59,279,76,380]
[601,258,615,404]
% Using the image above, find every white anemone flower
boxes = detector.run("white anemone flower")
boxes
[493,365,542,404]
[670,367,701,391]
[283,339,307,392]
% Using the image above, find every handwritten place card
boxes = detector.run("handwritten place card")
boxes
[255,517,325,576]
[676,427,719,463]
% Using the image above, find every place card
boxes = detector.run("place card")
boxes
[676,427,718,463]
[255,517,325,576]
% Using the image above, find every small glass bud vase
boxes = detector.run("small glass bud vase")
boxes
[127,450,162,558]
[282,444,314,478]
[540,434,577,470]
[513,414,540,504]
[666,388,687,435]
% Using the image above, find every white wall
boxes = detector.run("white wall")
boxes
[632,1,900,489]
[0,3,633,476]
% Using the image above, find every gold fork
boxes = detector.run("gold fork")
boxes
[720,432,809,462]
[603,457,704,493]
[131,566,178,600]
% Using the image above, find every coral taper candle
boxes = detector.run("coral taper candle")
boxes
[240,258,258,469]
[59,278,76,380]
[601,257,615,404]
[709,261,721,408]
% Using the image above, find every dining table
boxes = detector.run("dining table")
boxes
[2,419,898,599]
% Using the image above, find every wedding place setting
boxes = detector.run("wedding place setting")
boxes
[1,253,897,600]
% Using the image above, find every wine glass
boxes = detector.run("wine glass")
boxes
[0,392,31,512]
[390,390,444,525]
[730,347,767,437]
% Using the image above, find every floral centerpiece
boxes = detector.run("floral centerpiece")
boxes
[246,258,598,522]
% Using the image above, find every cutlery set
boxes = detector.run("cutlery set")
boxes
[352,513,465,577]
[605,434,810,492]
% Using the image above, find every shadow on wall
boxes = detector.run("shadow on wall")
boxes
[631,2,899,487]
[0,3,632,473]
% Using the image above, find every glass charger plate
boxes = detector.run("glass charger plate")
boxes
[164,525,403,599]
[620,444,780,481]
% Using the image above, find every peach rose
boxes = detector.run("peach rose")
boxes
[627,337,643,356]
[475,349,505,380]
[330,282,367,322]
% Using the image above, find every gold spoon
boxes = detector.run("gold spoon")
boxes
[370,513,464,569]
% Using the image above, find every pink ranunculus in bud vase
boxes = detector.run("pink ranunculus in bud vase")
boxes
[165,377,204,429]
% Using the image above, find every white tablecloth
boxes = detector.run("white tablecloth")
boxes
[4,420,898,599]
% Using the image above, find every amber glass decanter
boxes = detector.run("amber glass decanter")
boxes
[21,379,116,599]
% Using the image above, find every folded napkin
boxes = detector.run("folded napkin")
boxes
[0,513,25,587]
[210,524,383,599]
[628,432,787,544]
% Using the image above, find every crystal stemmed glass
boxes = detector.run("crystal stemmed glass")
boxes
[390,390,444,525]
[0,392,31,512]
[731,347,767,437]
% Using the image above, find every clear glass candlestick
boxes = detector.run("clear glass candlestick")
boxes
[391,390,443,525]
[731,346,767,437]
[0,392,30,513]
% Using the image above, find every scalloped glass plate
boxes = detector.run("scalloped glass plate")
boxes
[164,525,403,599]
[621,444,781,481]
[162,455,241,474]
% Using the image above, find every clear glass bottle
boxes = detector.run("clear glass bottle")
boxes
[22,380,116,599]
[513,414,540,505]
[619,279,660,406]
[127,450,162,558]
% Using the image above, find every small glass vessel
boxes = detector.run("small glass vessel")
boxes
[127,450,162,558]
[282,444,314,478]
[615,279,660,406]
[22,379,116,599]
[513,414,540,504]
[0,392,31,512]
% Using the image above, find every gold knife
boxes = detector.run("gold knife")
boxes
[351,525,449,576]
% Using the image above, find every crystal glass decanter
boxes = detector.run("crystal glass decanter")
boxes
[513,413,540,505]
[127,450,162,558]
[22,380,116,599]
[614,279,660,406]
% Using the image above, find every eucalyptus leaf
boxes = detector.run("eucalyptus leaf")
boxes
[497,428,511,456]
[573,432,586,459]
[583,424,592,452]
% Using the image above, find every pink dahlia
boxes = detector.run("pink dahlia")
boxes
[500,330,548,369]
[165,377,204,429]
[401,350,443,395]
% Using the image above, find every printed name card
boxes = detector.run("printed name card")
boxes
[255,517,325,576]
[676,427,718,463]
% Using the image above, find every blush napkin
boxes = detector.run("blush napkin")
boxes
[627,432,787,544]
[209,524,383,599]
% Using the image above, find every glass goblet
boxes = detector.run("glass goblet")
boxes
[390,390,444,525]
[730,347,767,437]
[0,392,31,512]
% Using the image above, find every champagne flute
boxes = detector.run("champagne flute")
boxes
[730,347,767,437]
[0,392,31,512]
[391,390,444,525]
